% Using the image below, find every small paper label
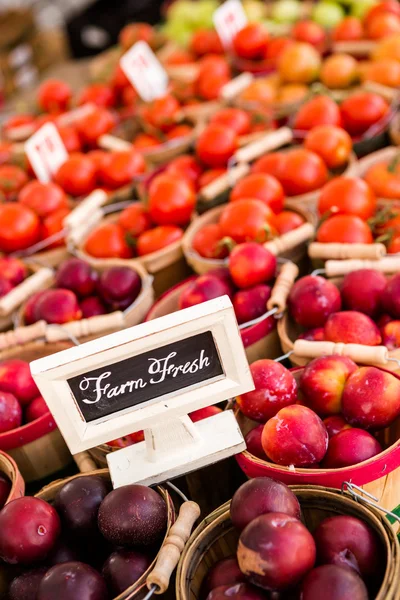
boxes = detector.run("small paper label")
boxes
[25,122,68,183]
[120,41,168,102]
[213,0,248,49]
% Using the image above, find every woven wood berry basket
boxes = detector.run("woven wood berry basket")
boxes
[33,469,176,600]
[176,485,400,600]
[0,449,24,503]
[235,367,400,505]
[0,341,74,482]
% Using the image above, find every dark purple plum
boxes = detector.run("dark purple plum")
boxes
[98,267,142,310]
[102,549,151,594]
[56,258,98,297]
[37,562,108,600]
[9,567,48,600]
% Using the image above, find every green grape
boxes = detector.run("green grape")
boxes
[243,0,266,22]
[161,20,193,46]
[271,0,302,24]
[350,0,378,18]
[312,1,345,28]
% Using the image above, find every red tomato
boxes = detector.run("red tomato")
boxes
[149,175,196,226]
[77,84,116,108]
[41,207,70,248]
[118,204,152,237]
[251,152,287,180]
[316,214,373,244]
[133,133,161,150]
[366,12,400,39]
[87,150,111,173]
[192,223,230,259]
[318,177,377,220]
[233,23,269,60]
[84,223,133,259]
[198,55,231,79]
[364,1,400,27]
[121,85,139,107]
[137,225,183,256]
[37,79,72,114]
[196,124,237,168]
[166,124,193,140]
[0,204,40,252]
[99,150,145,189]
[54,154,97,197]
[195,72,230,101]
[0,143,12,166]
[340,92,390,136]
[230,173,284,214]
[198,169,226,189]
[364,160,400,199]
[332,16,364,41]
[264,37,294,62]
[146,95,180,132]
[304,125,352,169]
[57,125,82,153]
[165,155,203,188]
[292,20,326,49]
[293,95,342,130]
[219,199,276,243]
[111,64,130,93]
[279,149,329,196]
[274,210,305,235]
[119,22,155,50]
[76,107,115,147]
[164,49,194,66]
[210,108,251,136]
[388,234,400,253]
[19,181,68,218]
[3,114,35,134]
[190,29,224,56]
[0,165,29,201]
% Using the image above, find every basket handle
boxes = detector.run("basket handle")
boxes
[0,268,54,317]
[98,134,133,151]
[199,163,249,202]
[0,321,47,350]
[220,72,254,101]
[331,40,376,57]
[233,127,293,164]
[73,451,98,473]
[267,261,299,313]
[45,311,125,342]
[309,242,387,260]
[64,190,109,230]
[293,340,390,365]
[264,223,315,256]
[67,209,104,247]
[146,500,201,594]
[325,256,400,277]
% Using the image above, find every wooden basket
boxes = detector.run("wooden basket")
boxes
[182,204,315,276]
[32,469,175,600]
[356,145,400,203]
[176,485,400,600]
[0,341,74,482]
[17,259,154,340]
[73,211,191,297]
[0,449,24,503]
[235,367,400,503]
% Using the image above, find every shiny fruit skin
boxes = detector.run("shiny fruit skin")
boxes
[278,42,321,84]
[192,224,229,260]
[19,181,68,218]
[332,16,364,41]
[137,225,183,256]
[196,124,237,168]
[37,79,71,113]
[320,54,358,89]
[84,223,133,259]
[230,173,284,214]
[279,149,329,196]
[233,23,269,60]
[219,199,276,244]
[54,154,97,197]
[340,92,390,136]
[275,210,305,234]
[228,243,277,288]
[0,203,40,253]
[0,165,29,201]
[99,150,145,189]
[118,204,152,238]
[149,175,196,226]
[37,561,108,600]
[318,177,376,220]
[304,125,352,169]
[316,214,373,244]
[294,95,342,130]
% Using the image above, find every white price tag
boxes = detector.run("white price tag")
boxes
[25,123,68,183]
[213,0,248,49]
[120,41,169,102]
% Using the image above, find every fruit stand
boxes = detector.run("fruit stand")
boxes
[1,1,400,598]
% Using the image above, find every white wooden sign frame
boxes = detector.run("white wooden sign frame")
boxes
[30,297,253,456]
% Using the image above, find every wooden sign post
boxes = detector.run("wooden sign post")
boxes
[30,297,254,487]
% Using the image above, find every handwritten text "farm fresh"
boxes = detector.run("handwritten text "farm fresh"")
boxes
[79,350,210,405]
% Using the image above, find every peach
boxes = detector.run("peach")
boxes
[204,558,246,594]
[238,513,316,590]
[340,269,387,317]
[230,478,301,531]
[56,258,98,298]
[301,565,368,600]
[189,406,222,422]
[342,366,400,429]
[237,360,298,423]
[98,266,142,310]
[0,276,12,298]
[245,425,267,460]
[382,273,400,317]
[323,415,351,438]
[25,396,49,422]
[381,320,400,350]
[233,284,272,325]
[314,515,383,580]
[0,257,27,286]
[229,243,277,289]
[322,428,382,468]
[299,328,325,341]
[23,290,48,325]
[289,276,341,328]
[299,356,358,416]
[179,274,233,310]
[324,311,382,346]
[35,289,82,325]
[0,391,22,433]
[0,359,39,405]
[261,405,328,467]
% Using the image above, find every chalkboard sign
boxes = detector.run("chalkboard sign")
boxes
[68,331,223,422]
